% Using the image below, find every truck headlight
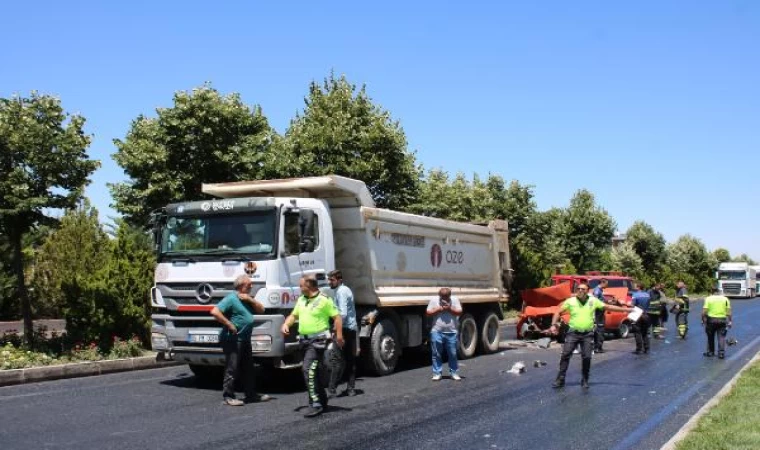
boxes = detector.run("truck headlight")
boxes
[152,332,169,350]
[251,335,272,353]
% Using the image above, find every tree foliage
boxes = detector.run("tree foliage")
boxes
[610,242,644,280]
[110,85,274,227]
[279,74,420,210]
[732,254,757,265]
[0,93,99,339]
[556,190,616,273]
[625,221,666,274]
[663,234,717,292]
[33,202,110,317]
[712,248,731,264]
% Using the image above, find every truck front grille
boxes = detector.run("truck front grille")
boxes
[722,283,741,295]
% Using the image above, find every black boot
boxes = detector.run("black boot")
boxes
[581,359,591,388]
[552,377,565,389]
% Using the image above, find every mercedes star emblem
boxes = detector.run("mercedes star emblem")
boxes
[195,283,214,304]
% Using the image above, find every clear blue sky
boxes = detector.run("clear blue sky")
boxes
[2,1,758,259]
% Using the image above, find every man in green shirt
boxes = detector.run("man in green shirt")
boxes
[549,283,632,389]
[281,277,344,418]
[702,288,732,359]
[211,274,271,406]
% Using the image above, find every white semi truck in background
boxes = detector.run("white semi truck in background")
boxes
[149,176,511,378]
[751,265,760,297]
[716,262,757,298]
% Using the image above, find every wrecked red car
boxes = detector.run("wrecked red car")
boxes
[517,272,634,340]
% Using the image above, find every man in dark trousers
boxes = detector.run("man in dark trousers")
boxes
[327,270,358,397]
[549,284,632,389]
[210,274,272,406]
[631,283,652,354]
[592,278,609,353]
[702,288,732,359]
[647,283,663,339]
[281,277,344,418]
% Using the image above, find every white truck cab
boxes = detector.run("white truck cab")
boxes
[716,262,756,298]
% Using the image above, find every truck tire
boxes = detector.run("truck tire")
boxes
[189,365,224,383]
[366,318,400,376]
[457,314,478,359]
[477,311,501,354]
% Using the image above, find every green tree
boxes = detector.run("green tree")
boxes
[0,93,98,341]
[557,190,616,273]
[625,221,666,275]
[33,202,110,317]
[110,84,274,227]
[610,242,644,280]
[280,73,420,210]
[61,220,154,347]
[665,234,717,292]
[712,248,731,264]
[733,254,757,265]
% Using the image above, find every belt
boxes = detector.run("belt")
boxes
[298,331,331,340]
[569,329,593,334]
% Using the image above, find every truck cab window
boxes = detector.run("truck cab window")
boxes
[284,212,319,255]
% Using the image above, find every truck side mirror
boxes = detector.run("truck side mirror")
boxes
[298,209,316,253]
[148,210,166,255]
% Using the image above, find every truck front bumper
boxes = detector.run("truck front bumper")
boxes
[151,313,303,368]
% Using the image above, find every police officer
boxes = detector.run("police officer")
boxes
[592,279,609,353]
[550,283,632,389]
[702,288,732,359]
[647,283,663,339]
[631,283,652,354]
[281,277,344,418]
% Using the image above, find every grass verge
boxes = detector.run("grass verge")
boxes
[675,359,760,450]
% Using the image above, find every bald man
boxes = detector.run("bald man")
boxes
[426,288,463,381]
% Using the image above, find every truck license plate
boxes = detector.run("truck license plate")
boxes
[189,333,219,343]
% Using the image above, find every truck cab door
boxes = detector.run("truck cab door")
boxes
[280,207,335,291]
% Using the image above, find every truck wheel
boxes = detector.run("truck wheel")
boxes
[366,319,399,376]
[477,311,501,354]
[189,365,224,383]
[457,314,478,359]
[616,322,630,339]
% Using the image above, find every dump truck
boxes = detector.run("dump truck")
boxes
[149,176,511,378]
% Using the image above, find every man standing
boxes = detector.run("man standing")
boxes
[647,283,663,339]
[673,281,690,338]
[426,288,463,381]
[327,270,358,397]
[281,277,344,418]
[550,284,632,389]
[702,288,732,359]
[631,283,652,354]
[210,274,271,406]
[592,279,609,353]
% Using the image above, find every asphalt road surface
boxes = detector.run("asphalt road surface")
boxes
[2,298,759,450]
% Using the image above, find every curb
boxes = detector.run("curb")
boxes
[660,350,760,450]
[0,353,183,387]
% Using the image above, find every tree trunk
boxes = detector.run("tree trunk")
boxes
[11,228,33,346]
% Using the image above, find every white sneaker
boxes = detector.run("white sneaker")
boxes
[573,348,580,354]
[451,373,462,381]
[432,374,442,381]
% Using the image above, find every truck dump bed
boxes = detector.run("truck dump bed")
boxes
[202,176,511,307]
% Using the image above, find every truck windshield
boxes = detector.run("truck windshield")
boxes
[718,271,746,280]
[160,211,276,258]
